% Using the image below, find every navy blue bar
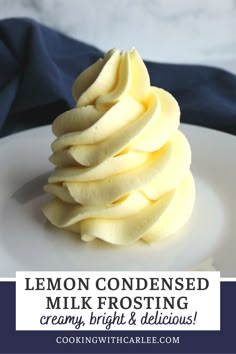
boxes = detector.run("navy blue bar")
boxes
[0,281,235,353]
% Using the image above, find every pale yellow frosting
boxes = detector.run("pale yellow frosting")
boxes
[42,48,195,245]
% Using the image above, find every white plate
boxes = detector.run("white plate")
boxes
[0,124,235,277]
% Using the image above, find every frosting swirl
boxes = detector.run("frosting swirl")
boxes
[42,48,195,245]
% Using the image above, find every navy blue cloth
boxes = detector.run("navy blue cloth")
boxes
[0,18,236,137]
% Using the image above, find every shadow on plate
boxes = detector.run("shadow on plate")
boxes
[11,172,50,204]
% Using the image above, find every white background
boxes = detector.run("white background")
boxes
[16,271,220,331]
[0,0,236,73]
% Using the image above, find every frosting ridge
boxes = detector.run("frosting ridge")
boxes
[42,48,195,245]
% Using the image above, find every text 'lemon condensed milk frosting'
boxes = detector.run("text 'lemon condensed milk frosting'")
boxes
[42,48,195,245]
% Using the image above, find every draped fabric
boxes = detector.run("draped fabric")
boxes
[0,18,235,137]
